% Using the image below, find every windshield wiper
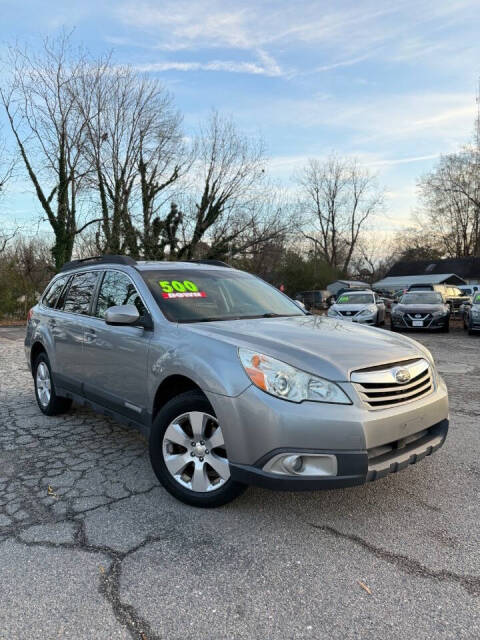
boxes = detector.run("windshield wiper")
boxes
[245,313,304,319]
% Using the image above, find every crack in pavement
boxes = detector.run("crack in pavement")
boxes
[7,516,172,640]
[306,522,480,597]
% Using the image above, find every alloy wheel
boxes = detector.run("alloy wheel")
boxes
[36,362,51,407]
[162,411,230,492]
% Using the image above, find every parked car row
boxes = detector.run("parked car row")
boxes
[325,285,479,336]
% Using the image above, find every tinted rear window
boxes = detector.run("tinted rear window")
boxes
[42,276,68,309]
[61,272,99,315]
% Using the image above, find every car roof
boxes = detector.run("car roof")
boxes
[340,290,373,294]
[134,261,235,272]
[60,259,237,274]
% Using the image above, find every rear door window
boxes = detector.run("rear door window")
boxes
[42,276,69,309]
[95,270,146,319]
[61,272,99,315]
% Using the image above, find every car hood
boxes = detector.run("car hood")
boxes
[184,315,427,381]
[395,304,447,313]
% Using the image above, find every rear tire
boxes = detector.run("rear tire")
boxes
[149,391,247,508]
[33,353,72,416]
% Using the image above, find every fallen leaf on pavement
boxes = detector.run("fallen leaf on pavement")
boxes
[358,580,372,595]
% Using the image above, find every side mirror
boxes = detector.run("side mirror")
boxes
[105,304,140,326]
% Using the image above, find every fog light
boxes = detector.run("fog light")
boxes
[282,455,304,474]
[263,453,338,476]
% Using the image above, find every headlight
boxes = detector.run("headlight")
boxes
[238,348,351,404]
[432,310,447,317]
[392,308,404,316]
[327,308,339,317]
[358,307,375,316]
[472,308,480,317]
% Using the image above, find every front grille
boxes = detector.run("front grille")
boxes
[338,310,356,317]
[404,313,432,327]
[351,359,433,410]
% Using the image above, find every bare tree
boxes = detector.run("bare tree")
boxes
[350,233,398,284]
[205,187,295,261]
[0,34,98,270]
[0,125,19,254]
[76,63,186,258]
[0,127,15,200]
[418,149,480,257]
[298,154,384,275]
[177,111,266,259]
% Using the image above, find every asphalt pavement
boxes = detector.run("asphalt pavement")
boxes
[0,327,479,639]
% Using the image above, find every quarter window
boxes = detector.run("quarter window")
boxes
[42,276,68,309]
[95,271,146,319]
[61,272,99,315]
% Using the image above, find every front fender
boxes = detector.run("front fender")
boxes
[147,329,251,402]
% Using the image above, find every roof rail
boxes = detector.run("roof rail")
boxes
[189,259,232,268]
[59,255,137,273]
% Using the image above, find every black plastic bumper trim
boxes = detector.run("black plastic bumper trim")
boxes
[229,419,449,492]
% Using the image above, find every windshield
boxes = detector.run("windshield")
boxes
[336,293,374,305]
[143,269,305,323]
[401,292,443,305]
[474,294,480,304]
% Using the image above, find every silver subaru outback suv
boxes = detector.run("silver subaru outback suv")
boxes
[25,255,449,507]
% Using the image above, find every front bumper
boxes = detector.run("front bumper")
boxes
[229,419,448,490]
[391,314,449,330]
[329,313,377,325]
[207,374,449,491]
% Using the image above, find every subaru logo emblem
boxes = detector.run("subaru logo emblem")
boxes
[394,368,411,384]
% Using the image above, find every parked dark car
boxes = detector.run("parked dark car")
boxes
[407,284,470,312]
[391,291,450,332]
[463,292,480,335]
[297,290,332,311]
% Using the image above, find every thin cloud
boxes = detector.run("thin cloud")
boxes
[133,58,283,76]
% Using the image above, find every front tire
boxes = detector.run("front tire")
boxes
[33,353,72,416]
[149,391,247,507]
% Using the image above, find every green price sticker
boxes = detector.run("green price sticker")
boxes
[159,280,199,293]
[158,279,205,299]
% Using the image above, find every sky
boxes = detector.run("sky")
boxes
[0,0,479,235]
